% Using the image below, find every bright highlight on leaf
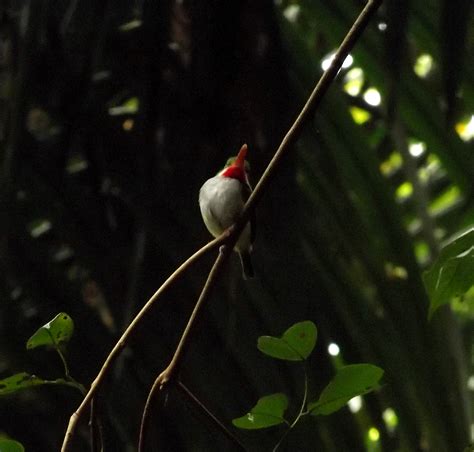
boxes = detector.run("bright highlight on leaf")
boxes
[257,321,317,361]
[232,393,288,429]
[382,407,398,432]
[343,67,364,96]
[363,87,381,106]
[27,312,74,350]
[66,153,89,174]
[414,53,434,78]
[308,364,383,416]
[283,5,300,23]
[455,115,474,142]
[423,227,474,318]
[349,107,371,125]
[328,343,340,356]
[119,19,142,32]
[108,97,139,116]
[395,182,413,200]
[429,185,461,216]
[380,152,403,176]
[27,219,52,238]
[368,427,380,442]
[0,372,45,396]
[408,141,426,158]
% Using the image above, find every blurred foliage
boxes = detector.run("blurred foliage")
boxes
[0,438,25,452]
[424,227,474,318]
[0,0,473,451]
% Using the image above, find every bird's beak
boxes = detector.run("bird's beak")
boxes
[235,144,248,168]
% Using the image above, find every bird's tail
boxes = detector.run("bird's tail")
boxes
[239,252,254,280]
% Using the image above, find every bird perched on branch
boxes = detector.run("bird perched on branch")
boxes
[199,144,255,279]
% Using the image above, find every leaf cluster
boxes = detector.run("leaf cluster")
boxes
[232,321,383,449]
[0,313,84,397]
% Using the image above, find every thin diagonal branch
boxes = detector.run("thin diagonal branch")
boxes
[138,369,167,452]
[177,381,248,451]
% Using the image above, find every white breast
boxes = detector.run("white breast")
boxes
[199,176,251,252]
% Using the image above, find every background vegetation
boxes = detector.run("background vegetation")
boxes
[1,0,473,450]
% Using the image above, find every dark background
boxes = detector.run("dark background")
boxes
[1,0,473,451]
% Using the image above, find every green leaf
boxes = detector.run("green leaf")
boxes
[0,439,25,452]
[423,228,474,318]
[257,321,317,361]
[0,373,45,396]
[232,393,288,429]
[26,312,74,350]
[308,364,383,416]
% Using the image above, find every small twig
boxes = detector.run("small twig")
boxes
[138,379,248,452]
[137,370,166,452]
[177,381,248,451]
[89,399,96,452]
[61,236,223,451]
[89,398,104,452]
[89,396,105,452]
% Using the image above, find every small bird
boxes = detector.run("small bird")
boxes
[199,144,255,279]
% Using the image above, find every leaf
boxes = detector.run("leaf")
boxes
[257,321,317,361]
[423,228,474,318]
[0,373,45,396]
[308,364,384,416]
[0,439,25,452]
[26,312,74,350]
[232,393,288,429]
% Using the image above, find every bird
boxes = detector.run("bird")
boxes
[199,144,255,279]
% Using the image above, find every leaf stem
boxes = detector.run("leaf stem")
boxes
[55,345,71,379]
[49,332,86,396]
[273,364,309,452]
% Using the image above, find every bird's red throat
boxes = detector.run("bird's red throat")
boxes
[221,165,246,182]
[221,144,248,183]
